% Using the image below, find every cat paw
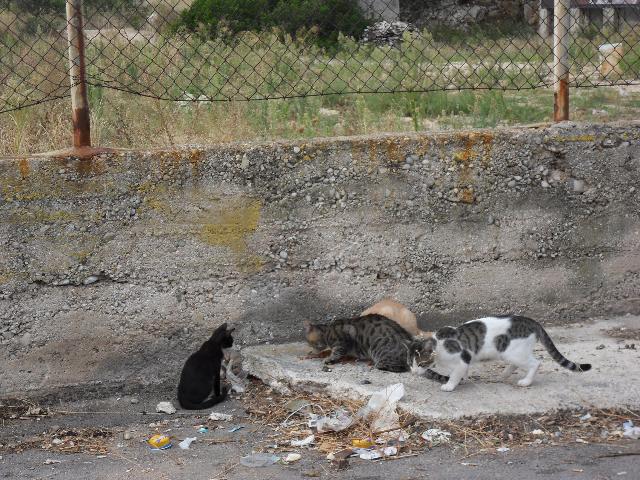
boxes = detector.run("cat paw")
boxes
[440,384,456,392]
[517,379,533,387]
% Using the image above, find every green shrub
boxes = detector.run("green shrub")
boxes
[177,0,271,36]
[266,0,369,45]
[176,0,369,46]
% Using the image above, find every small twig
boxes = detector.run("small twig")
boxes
[596,452,640,458]
[204,439,240,445]
[457,448,492,461]
[372,421,413,436]
[382,453,420,461]
[278,402,315,430]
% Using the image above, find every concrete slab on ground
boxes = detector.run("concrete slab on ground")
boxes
[243,316,640,419]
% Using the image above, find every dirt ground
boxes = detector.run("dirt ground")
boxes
[1,383,639,480]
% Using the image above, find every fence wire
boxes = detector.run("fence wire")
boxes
[1,0,640,114]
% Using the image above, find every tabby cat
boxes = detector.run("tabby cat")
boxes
[415,315,592,392]
[177,323,234,409]
[361,299,428,337]
[303,314,427,372]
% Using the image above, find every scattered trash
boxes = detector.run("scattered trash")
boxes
[197,427,209,434]
[328,448,353,469]
[285,399,312,413]
[123,431,133,440]
[383,446,398,456]
[421,428,452,445]
[617,472,628,476]
[596,344,605,350]
[358,383,405,432]
[352,439,375,448]
[576,438,589,444]
[291,434,315,447]
[96,455,107,459]
[283,453,302,463]
[240,453,279,468]
[155,402,176,415]
[228,425,245,433]
[26,406,48,416]
[496,447,510,453]
[51,438,63,445]
[531,429,545,435]
[355,448,382,460]
[44,459,61,465]
[178,437,196,450]
[580,413,592,421]
[316,409,353,433]
[623,420,640,439]
[209,412,233,421]
[332,457,350,470]
[148,434,172,450]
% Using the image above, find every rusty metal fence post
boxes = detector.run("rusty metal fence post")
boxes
[65,0,91,148]
[553,0,570,121]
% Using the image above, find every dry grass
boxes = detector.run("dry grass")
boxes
[0,427,113,455]
[3,4,640,156]
[1,384,638,461]
[2,85,640,156]
[240,379,640,460]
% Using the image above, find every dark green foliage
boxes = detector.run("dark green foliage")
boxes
[1,0,142,13]
[177,0,271,36]
[176,0,369,46]
[267,0,369,45]
[0,0,64,14]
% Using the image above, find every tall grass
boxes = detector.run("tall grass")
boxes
[2,86,639,156]
[1,5,640,155]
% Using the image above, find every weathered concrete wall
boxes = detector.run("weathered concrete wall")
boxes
[1,122,639,398]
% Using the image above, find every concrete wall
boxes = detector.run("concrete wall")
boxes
[1,122,639,399]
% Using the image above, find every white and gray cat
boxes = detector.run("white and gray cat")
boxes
[415,315,591,391]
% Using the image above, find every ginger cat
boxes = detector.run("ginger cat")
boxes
[361,299,429,337]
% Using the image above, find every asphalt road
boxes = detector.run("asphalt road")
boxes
[1,393,638,480]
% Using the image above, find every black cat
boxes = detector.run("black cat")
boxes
[177,323,235,410]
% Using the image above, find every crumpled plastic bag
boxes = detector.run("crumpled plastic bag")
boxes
[421,428,451,445]
[178,437,196,450]
[357,383,405,433]
[240,453,279,467]
[623,420,640,439]
[314,409,353,433]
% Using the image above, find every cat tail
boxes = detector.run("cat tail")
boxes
[533,321,592,372]
[178,388,228,410]
[424,368,449,384]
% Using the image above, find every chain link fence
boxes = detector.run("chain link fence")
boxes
[1,1,640,128]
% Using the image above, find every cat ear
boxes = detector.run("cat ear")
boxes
[212,323,227,336]
[227,327,236,334]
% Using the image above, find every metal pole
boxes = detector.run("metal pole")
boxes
[553,0,570,121]
[65,0,91,148]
